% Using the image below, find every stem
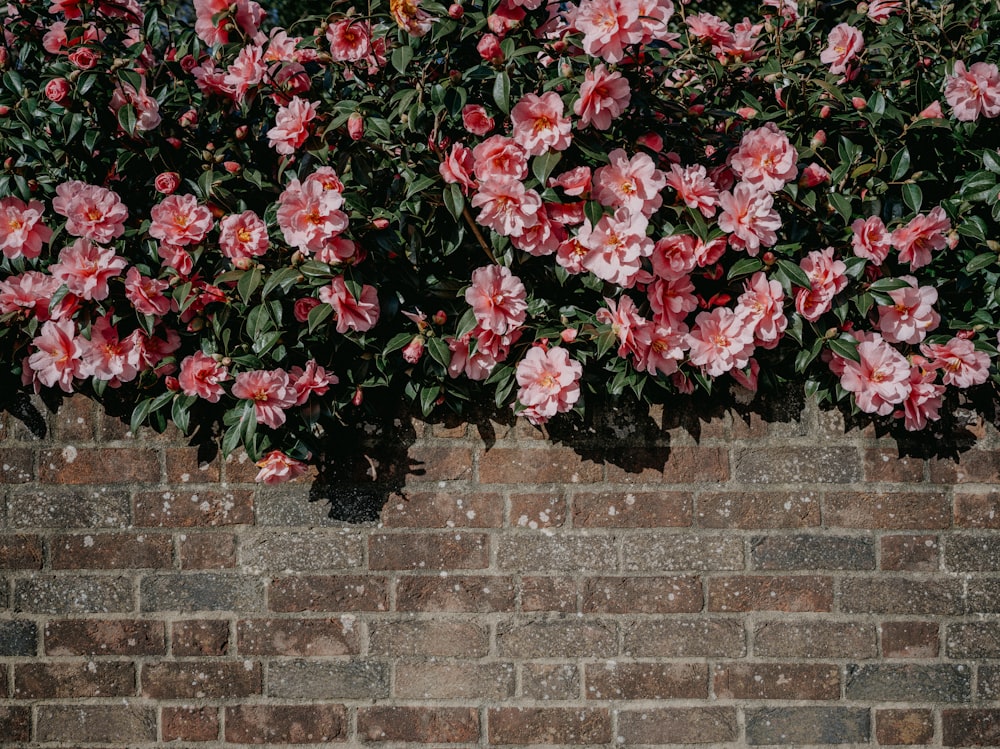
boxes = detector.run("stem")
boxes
[462,204,497,264]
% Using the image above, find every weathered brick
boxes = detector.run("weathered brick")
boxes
[478,447,602,484]
[0,707,31,742]
[571,491,692,527]
[162,706,220,742]
[581,575,703,613]
[50,395,96,440]
[865,449,926,482]
[164,446,222,484]
[0,534,43,568]
[883,621,939,658]
[943,710,1000,746]
[369,619,489,657]
[947,622,1000,658]
[141,573,264,612]
[623,533,744,571]
[133,489,253,527]
[520,576,578,612]
[395,661,515,699]
[746,707,870,745]
[498,534,617,572]
[510,492,566,528]
[609,446,730,484]
[15,574,133,613]
[267,659,389,699]
[395,574,516,612]
[709,575,833,612]
[751,534,876,570]
[840,577,964,614]
[50,532,173,569]
[697,491,820,528]
[172,619,230,656]
[407,445,475,482]
[359,706,478,743]
[241,529,364,571]
[45,619,165,656]
[977,665,1000,699]
[931,452,1000,483]
[715,662,840,700]
[36,705,157,742]
[142,661,260,699]
[14,661,134,698]
[179,532,237,569]
[39,447,159,484]
[586,662,707,699]
[497,619,616,659]
[945,534,1000,571]
[0,448,33,483]
[269,575,388,612]
[824,491,951,529]
[846,664,970,702]
[489,707,611,745]
[522,663,580,700]
[876,709,934,745]
[881,534,940,571]
[381,491,503,527]
[237,618,359,656]
[624,618,745,658]
[224,704,346,744]
[7,488,130,528]
[254,486,350,527]
[369,532,489,570]
[618,707,738,744]
[0,620,37,656]
[955,490,1000,528]
[733,446,860,483]
[968,578,1000,613]
[753,620,877,659]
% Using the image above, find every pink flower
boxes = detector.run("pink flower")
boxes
[647,276,697,329]
[125,267,172,316]
[515,346,583,425]
[917,101,944,120]
[476,33,504,64]
[79,313,138,384]
[149,194,214,247]
[799,163,830,188]
[850,215,891,265]
[632,321,687,375]
[390,0,433,37]
[665,163,719,218]
[290,360,335,405]
[511,208,565,257]
[592,149,667,217]
[472,136,528,182]
[461,104,494,136]
[0,272,62,320]
[0,197,51,260]
[575,0,643,63]
[578,208,652,287]
[178,352,229,402]
[28,319,84,392]
[326,19,370,61]
[471,177,542,237]
[318,276,380,333]
[511,92,572,156]
[219,210,269,261]
[865,0,902,23]
[466,265,528,335]
[49,238,127,301]
[876,276,940,344]
[795,247,847,321]
[108,78,161,131]
[439,143,477,194]
[45,78,70,104]
[686,12,734,57]
[820,23,863,75]
[899,358,944,431]
[154,172,181,195]
[597,294,645,358]
[194,0,264,46]
[838,336,911,415]
[943,61,1000,122]
[267,96,318,155]
[402,336,425,364]
[255,450,308,484]
[574,64,631,131]
[223,44,267,102]
[232,369,298,428]
[276,176,348,254]
[717,182,781,255]
[921,338,991,388]
[52,181,128,243]
[736,271,787,348]
[891,206,951,270]
[685,307,756,377]
[157,243,194,276]
[447,327,518,381]
[729,123,798,193]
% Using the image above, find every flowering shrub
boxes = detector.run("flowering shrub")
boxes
[1,0,999,481]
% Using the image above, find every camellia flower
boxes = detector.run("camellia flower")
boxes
[943,61,1000,121]
[850,215,891,264]
[511,92,572,156]
[326,19,371,62]
[49,239,127,301]
[223,44,267,102]
[574,64,631,131]
[665,164,719,218]
[218,210,269,261]
[466,265,528,335]
[109,78,161,131]
[795,247,847,321]
[470,176,542,237]
[0,272,62,320]
[685,307,756,377]
[461,104,494,136]
[876,277,940,344]
[79,313,138,385]
[0,197,51,260]
[736,271,787,349]
[891,206,951,270]
[255,450,308,484]
[921,337,991,388]
[515,346,583,425]
[52,180,128,243]
[592,149,666,217]
[820,23,863,75]
[149,194,214,247]
[193,0,264,47]
[124,267,172,316]
[577,207,652,287]
[290,360,335,405]
[390,0,433,36]
[647,276,698,329]
[232,369,298,428]
[267,96,318,155]
[472,136,528,182]
[574,0,643,63]
[276,175,348,254]
[837,335,911,416]
[439,143,477,194]
[866,0,902,23]
[318,276,380,333]
[178,351,229,402]
[717,182,781,255]
[28,319,84,392]
[729,123,798,193]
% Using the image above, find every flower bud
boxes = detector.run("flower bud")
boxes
[293,296,321,322]
[810,130,827,149]
[352,387,364,407]
[0,106,9,116]
[223,161,240,174]
[44,77,70,104]
[372,217,390,229]
[820,105,831,118]
[154,171,181,195]
[347,112,364,140]
[402,335,425,363]
[636,132,663,152]
[447,3,463,18]
[852,96,867,110]
[560,328,577,343]
[178,108,198,127]
[68,48,98,69]
[477,34,503,64]
[432,310,447,326]
[235,125,248,140]
[165,376,180,391]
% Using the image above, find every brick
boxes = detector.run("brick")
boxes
[846,664,970,702]
[0,664,5,698]
[407,445,474,482]
[931,451,1000,483]
[359,706,478,743]
[865,449,926,482]
[489,707,611,745]
[369,619,489,657]
[6,488,130,528]
[479,447,602,484]
[395,661,515,699]
[881,535,940,571]
[0,707,30,742]
[237,618,359,656]
[162,706,220,742]
[825,491,951,529]
[142,661,261,699]
[50,532,172,569]
[224,705,347,744]
[955,490,1000,528]
[746,707,870,745]
[876,709,934,745]
[179,532,237,569]
[381,491,503,527]
[498,534,616,572]
[164,446,221,484]
[0,534,42,568]
[510,492,566,528]
[624,533,743,571]
[254,486,351,526]
[50,395,96,440]
[943,710,1000,746]
[945,534,1000,571]
[36,705,157,742]
[571,491,692,527]
[604,446,730,484]
[267,659,389,699]
[172,619,230,656]
[968,578,1000,613]
[714,663,839,700]
[14,661,134,698]
[497,619,616,659]
[883,621,939,658]
[697,491,820,528]
[754,620,877,659]
[619,707,737,744]
[624,618,745,658]
[15,574,133,614]
[522,663,580,700]
[241,529,364,571]
[39,447,159,484]
[586,662,707,699]
[269,575,388,612]
[733,446,860,483]
[45,619,164,656]
[133,489,253,527]
[0,447,34,483]
[369,532,488,570]
[582,575,702,613]
[520,576,577,612]
[141,573,264,612]
[978,666,1000,699]
[0,620,37,656]
[840,577,964,614]
[947,622,1000,658]
[395,574,516,612]
[751,534,875,570]
[709,575,833,612]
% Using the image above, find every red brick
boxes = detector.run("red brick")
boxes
[586,662,708,699]
[865,450,926,482]
[510,492,566,528]
[381,491,502,527]
[44,619,166,656]
[369,532,488,570]
[625,618,746,658]
[50,532,172,569]
[50,395,97,440]
[269,576,388,612]
[882,622,940,658]
[582,576,703,613]
[697,491,820,528]
[572,491,691,527]
[39,447,159,484]
[0,707,32,742]
[488,707,611,745]
[225,705,346,743]
[142,661,260,698]
[359,706,478,743]
[840,577,964,614]
[955,491,1000,528]
[754,620,877,659]
[14,661,135,698]
[395,574,515,612]
[179,532,237,568]
[162,706,220,742]
[407,446,474,481]
[164,447,221,483]
[931,452,1000,483]
[520,576,578,612]
[607,446,730,484]
[0,534,43,569]
[0,448,33,483]
[369,620,489,658]
[171,619,230,656]
[479,447,602,484]
[825,492,951,529]
[944,710,1000,746]
[881,535,940,571]
[709,575,834,612]
[497,619,616,659]
[522,664,580,700]
[237,618,359,656]
[133,489,253,527]
[37,705,156,742]
[876,708,934,745]
[713,663,840,700]
[619,707,738,744]
[395,662,515,700]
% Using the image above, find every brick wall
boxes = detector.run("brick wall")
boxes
[1,393,999,747]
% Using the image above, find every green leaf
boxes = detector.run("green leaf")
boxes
[902,183,922,214]
[492,70,511,113]
[117,104,137,135]
[868,277,913,292]
[443,183,465,221]
[828,335,861,362]
[984,150,1000,174]
[426,336,451,368]
[307,301,333,333]
[889,147,911,181]
[584,200,603,226]
[532,151,562,186]
[966,252,997,272]
[130,399,152,435]
[726,257,763,280]
[405,174,437,198]
[261,267,302,299]
[776,258,812,289]
[237,267,262,303]
[390,44,413,73]
[828,193,852,222]
[958,216,989,243]
[419,385,440,416]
